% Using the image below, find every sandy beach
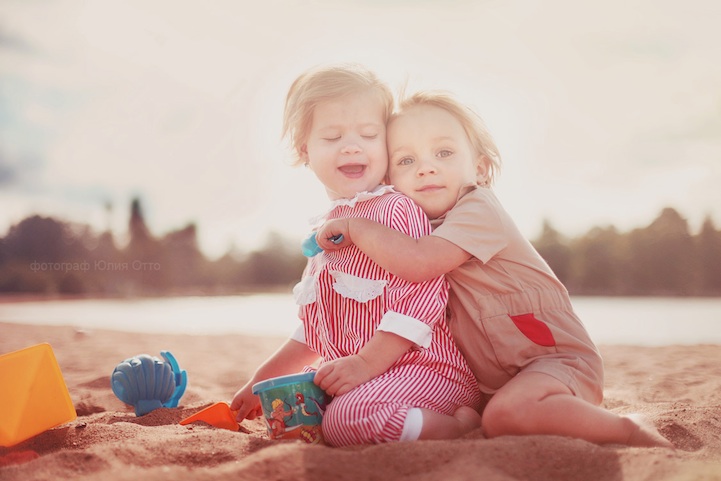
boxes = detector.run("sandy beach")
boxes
[1,321,720,480]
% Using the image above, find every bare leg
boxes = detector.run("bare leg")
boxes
[417,406,482,440]
[482,371,673,448]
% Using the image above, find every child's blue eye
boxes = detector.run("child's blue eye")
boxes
[438,150,453,158]
[398,157,414,166]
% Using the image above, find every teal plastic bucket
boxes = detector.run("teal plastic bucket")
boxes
[252,372,331,444]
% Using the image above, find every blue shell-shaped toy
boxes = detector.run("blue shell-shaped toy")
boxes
[111,351,188,416]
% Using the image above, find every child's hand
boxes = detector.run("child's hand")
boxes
[314,354,373,396]
[230,382,263,422]
[316,219,352,251]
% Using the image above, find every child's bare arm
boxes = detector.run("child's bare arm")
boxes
[316,217,471,282]
[314,330,413,396]
[231,338,320,421]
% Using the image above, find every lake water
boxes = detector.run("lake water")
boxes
[0,294,719,346]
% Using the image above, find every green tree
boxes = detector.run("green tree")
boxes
[570,226,624,295]
[3,215,71,262]
[0,215,90,293]
[626,208,695,295]
[533,220,572,285]
[124,197,163,292]
[695,216,721,294]
[244,232,306,287]
[161,223,209,289]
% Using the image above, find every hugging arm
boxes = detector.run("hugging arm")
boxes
[316,217,471,283]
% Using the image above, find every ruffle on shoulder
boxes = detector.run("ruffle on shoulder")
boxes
[330,185,396,209]
[292,271,387,305]
[308,185,396,227]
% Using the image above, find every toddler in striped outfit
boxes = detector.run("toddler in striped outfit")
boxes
[231,64,482,446]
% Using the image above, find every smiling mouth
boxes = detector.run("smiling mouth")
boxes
[339,164,366,177]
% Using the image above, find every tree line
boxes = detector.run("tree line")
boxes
[0,198,306,297]
[1,199,719,297]
[535,207,721,296]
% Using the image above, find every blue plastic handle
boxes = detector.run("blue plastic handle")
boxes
[161,350,187,408]
[301,233,344,257]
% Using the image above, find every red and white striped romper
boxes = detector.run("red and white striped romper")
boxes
[294,187,481,446]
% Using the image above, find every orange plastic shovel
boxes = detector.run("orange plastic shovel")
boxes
[179,402,239,431]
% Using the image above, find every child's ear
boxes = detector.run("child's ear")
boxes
[475,155,490,185]
[299,143,310,166]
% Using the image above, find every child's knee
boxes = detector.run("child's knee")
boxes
[480,395,529,437]
[321,399,353,446]
[321,395,405,446]
[320,396,375,446]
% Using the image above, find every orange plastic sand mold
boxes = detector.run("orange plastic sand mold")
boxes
[0,343,77,447]
[179,402,239,431]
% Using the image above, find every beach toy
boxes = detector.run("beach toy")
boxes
[111,351,187,416]
[0,343,77,447]
[179,402,239,431]
[252,372,332,444]
[301,232,344,257]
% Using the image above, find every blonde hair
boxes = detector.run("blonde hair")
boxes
[391,90,502,185]
[282,63,394,166]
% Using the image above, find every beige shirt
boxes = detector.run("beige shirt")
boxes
[430,185,603,401]
[431,185,567,315]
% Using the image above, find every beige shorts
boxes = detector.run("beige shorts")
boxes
[447,288,604,405]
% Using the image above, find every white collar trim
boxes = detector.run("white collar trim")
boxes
[308,185,396,227]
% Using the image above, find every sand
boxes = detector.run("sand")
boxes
[1,321,720,480]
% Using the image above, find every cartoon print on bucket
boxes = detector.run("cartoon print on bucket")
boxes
[252,372,332,444]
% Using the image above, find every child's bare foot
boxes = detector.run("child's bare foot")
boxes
[417,406,482,440]
[624,414,674,448]
[454,406,483,435]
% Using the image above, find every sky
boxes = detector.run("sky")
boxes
[1,0,720,259]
